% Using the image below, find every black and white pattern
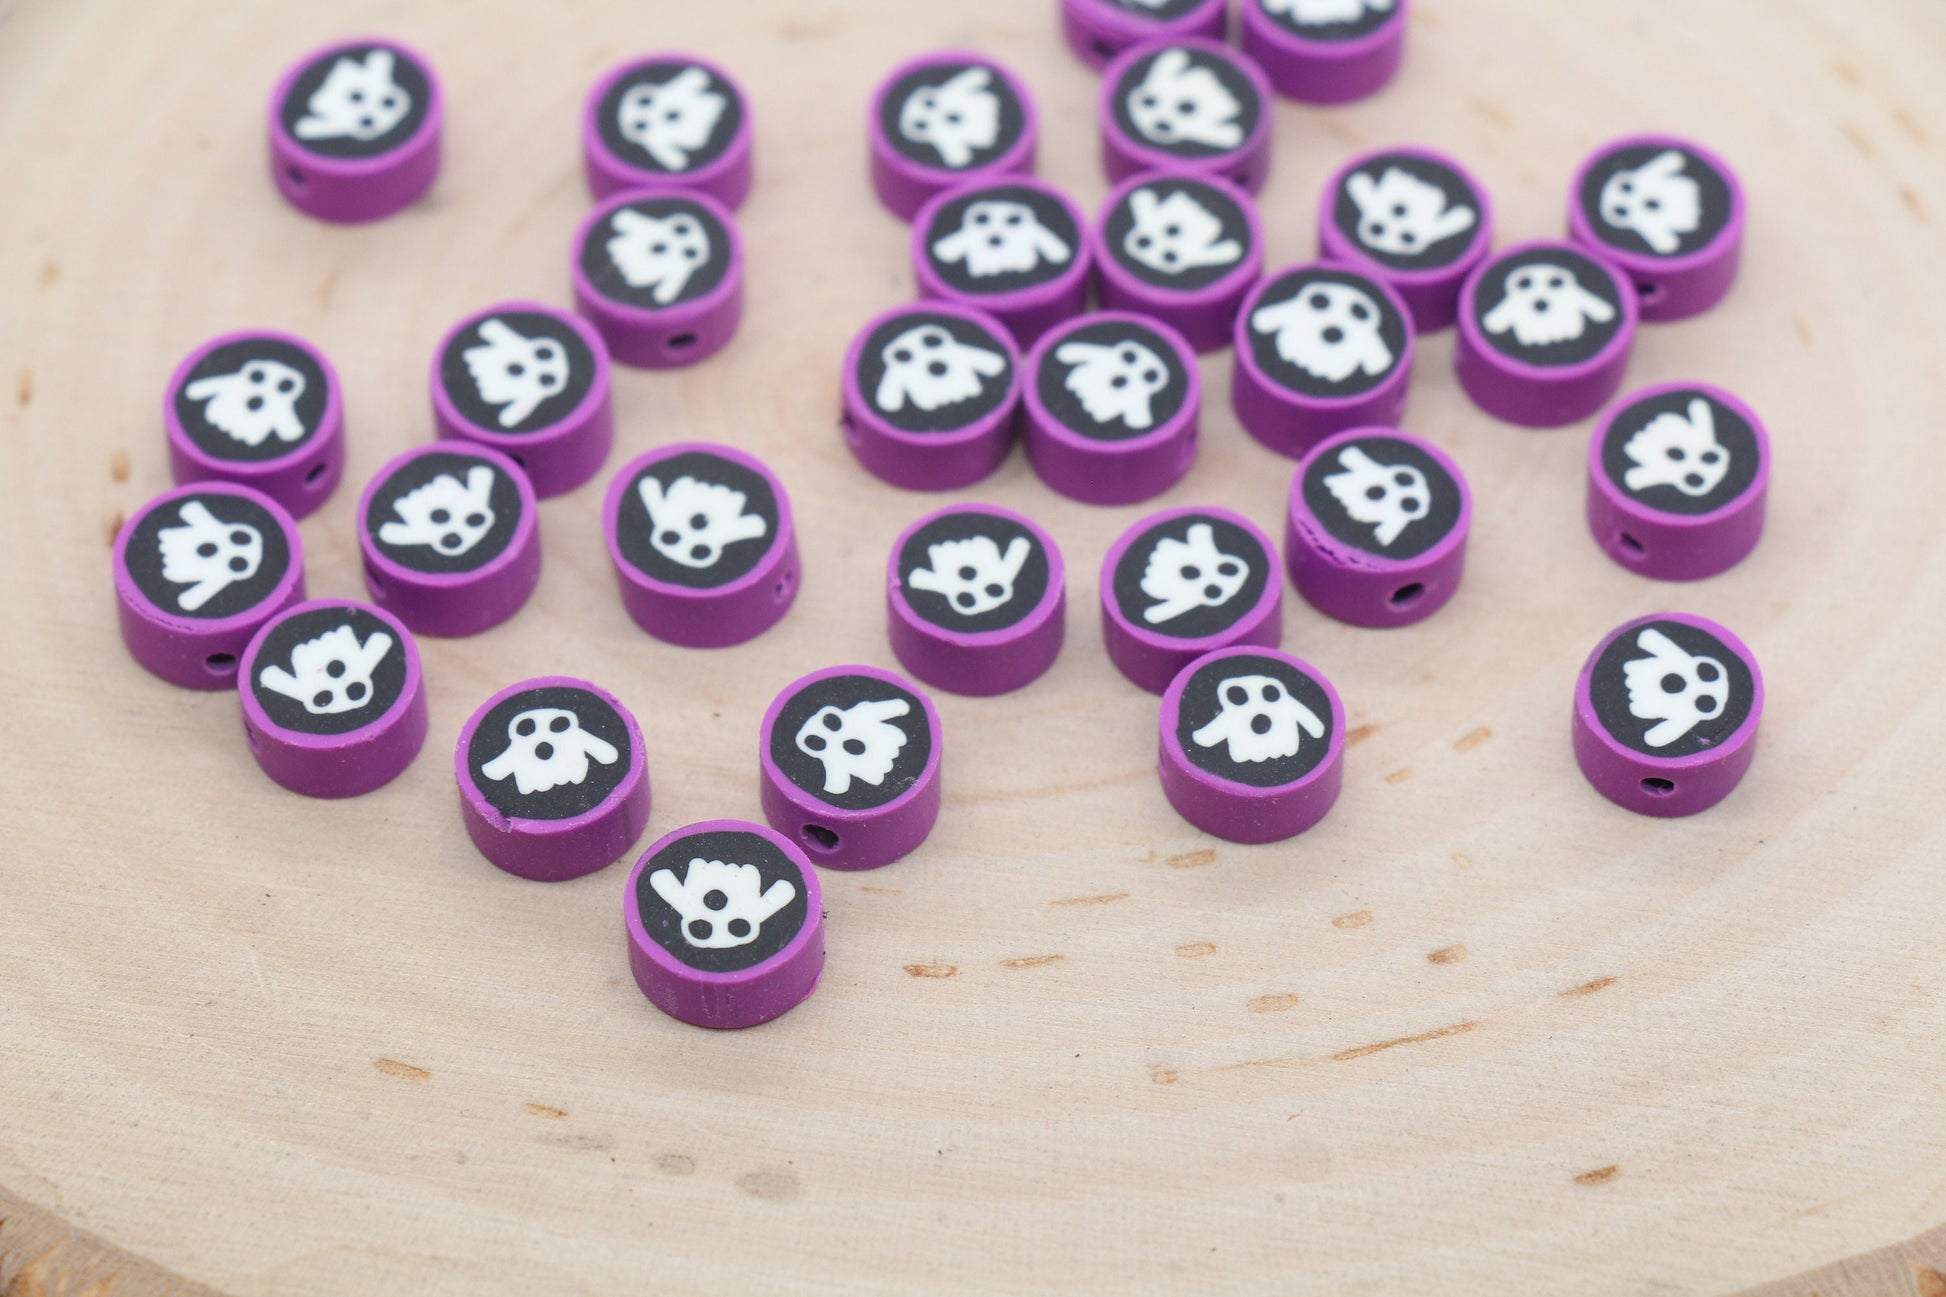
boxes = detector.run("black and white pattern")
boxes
[769,675,932,811]
[924,185,1078,295]
[1473,248,1626,366]
[1579,144,1734,260]
[1036,318,1190,441]
[173,338,330,464]
[1254,0,1398,38]
[1112,513,1271,639]
[1331,153,1480,271]
[897,509,1051,634]
[581,195,732,310]
[1247,267,1409,398]
[438,311,597,435]
[1300,434,1462,561]
[1600,389,1761,517]
[881,61,1027,172]
[636,828,810,973]
[1101,177,1252,291]
[279,44,432,159]
[1175,653,1335,787]
[856,311,1014,435]
[1589,620,1754,758]
[596,60,742,175]
[250,605,407,736]
[465,684,633,821]
[127,492,291,620]
[364,450,525,575]
[615,451,778,590]
[1110,45,1261,159]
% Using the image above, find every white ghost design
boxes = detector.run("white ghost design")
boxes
[795,698,910,795]
[378,466,497,558]
[606,208,711,304]
[1322,446,1429,547]
[637,473,767,569]
[1482,263,1617,348]
[1345,167,1476,257]
[1621,627,1731,748]
[294,50,412,142]
[1056,338,1170,429]
[932,200,1072,279]
[462,319,570,428]
[650,857,796,950]
[1262,0,1395,24]
[184,359,309,447]
[1126,49,1243,151]
[258,623,394,715]
[898,66,1001,169]
[1141,523,1249,624]
[1192,674,1326,763]
[617,66,727,172]
[480,707,620,795]
[1251,282,1394,383]
[1622,398,1731,497]
[908,535,1031,616]
[1123,187,1242,275]
[157,501,263,612]
[875,324,1006,413]
[1599,150,1702,255]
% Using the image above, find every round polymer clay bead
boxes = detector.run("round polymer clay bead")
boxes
[603,443,798,648]
[1317,146,1493,333]
[1568,134,1744,322]
[1023,312,1199,505]
[1573,612,1762,817]
[268,38,441,223]
[1455,241,1636,428]
[913,177,1091,347]
[456,677,650,882]
[887,504,1066,696]
[1094,171,1265,352]
[759,665,942,871]
[571,188,743,369]
[429,301,614,498]
[164,330,343,518]
[1587,383,1769,581]
[238,599,427,798]
[357,444,540,637]
[582,55,753,209]
[114,483,306,690]
[1287,427,1470,627]
[1238,0,1408,103]
[1232,263,1414,458]
[1100,506,1283,694]
[1099,38,1274,193]
[1159,646,1346,843]
[869,52,1037,220]
[839,302,1021,490]
[1061,0,1228,69]
[624,819,824,1029]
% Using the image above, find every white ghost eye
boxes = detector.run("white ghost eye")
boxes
[1548,275,1566,289]
[971,209,991,225]
[1004,211,1023,226]
[1514,273,1533,291]
[1349,301,1370,321]
[1224,684,1249,706]
[891,348,913,363]
[515,716,536,735]
[1259,682,1280,701]
[247,367,266,383]
[1398,495,1424,515]
[1308,293,1329,310]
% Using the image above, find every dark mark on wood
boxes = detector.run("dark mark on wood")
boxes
[37,261,59,289]
[1166,848,1216,869]
[1384,767,1412,784]
[1468,98,1510,129]
[1792,314,1814,346]
[1248,993,1298,1014]
[1149,1066,1178,1085]
[1000,954,1063,969]
[1052,891,1128,906]
[1427,944,1468,965]
[1332,910,1373,930]
[1917,1265,1946,1297]
[1840,120,1875,157]
[1332,1020,1475,1061]
[1560,975,1618,998]
[1573,1164,1619,1186]
[109,450,129,482]
[1453,726,1491,753]
[1900,185,1928,222]
[1893,106,1928,144]
[656,1153,696,1175]
[524,1102,567,1119]
[858,886,901,895]
[903,963,956,979]
[1344,723,1377,746]
[539,1130,615,1152]
[14,369,30,408]
[103,511,124,548]
[1831,58,1862,86]
[374,1057,430,1082]
[737,1170,800,1202]
[1175,941,1215,959]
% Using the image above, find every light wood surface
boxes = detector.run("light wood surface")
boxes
[3,1,1944,1293]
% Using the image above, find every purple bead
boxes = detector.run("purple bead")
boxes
[114,483,306,690]
[839,302,1021,491]
[1159,646,1346,843]
[1101,506,1283,694]
[759,665,942,871]
[625,819,825,1029]
[603,443,798,648]
[1061,0,1228,68]
[268,39,441,223]
[1024,312,1200,504]
[887,504,1066,696]
[1572,612,1762,817]
[1094,171,1265,352]
[357,444,541,637]
[571,188,743,369]
[1454,241,1636,428]
[1099,38,1274,194]
[869,52,1037,220]
[1287,427,1470,627]
[164,330,344,519]
[429,302,614,498]
[1238,0,1408,103]
[913,177,1091,348]
[238,599,427,798]
[1232,262,1414,458]
[582,55,753,210]
[456,677,651,882]
[1316,146,1493,333]
[1568,134,1745,322]
[1587,383,1769,581]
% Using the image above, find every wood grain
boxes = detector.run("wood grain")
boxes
[2,0,1944,1293]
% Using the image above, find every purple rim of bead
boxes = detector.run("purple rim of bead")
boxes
[570,186,744,357]
[1566,133,1746,311]
[1456,239,1637,384]
[912,177,1092,324]
[267,37,443,221]
[838,301,1022,490]
[454,675,651,882]
[1098,37,1274,184]
[1023,311,1201,505]
[1060,0,1229,67]
[758,663,943,870]
[164,329,345,516]
[356,442,542,636]
[1572,611,1763,815]
[1158,644,1347,842]
[1099,505,1283,693]
[429,302,613,485]
[1092,170,1266,351]
[1586,382,1770,581]
[113,482,308,690]
[869,51,1039,220]
[886,503,1066,696]
[623,818,825,1029]
[1316,145,1494,331]
[1238,0,1408,103]
[581,54,754,208]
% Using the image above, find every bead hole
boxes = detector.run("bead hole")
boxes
[1091,39,1114,61]
[204,652,237,675]
[801,824,839,853]
[840,413,861,447]
[774,568,796,602]
[1640,777,1676,797]
[1388,582,1426,609]
[666,332,698,353]
[1634,279,1665,305]
[285,165,309,190]
[364,562,386,597]
[1616,531,1647,560]
[305,460,329,487]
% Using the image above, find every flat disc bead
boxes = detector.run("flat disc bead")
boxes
[357,444,541,637]
[456,677,651,882]
[1094,171,1265,353]
[114,483,306,690]
[1568,134,1745,322]
[1100,506,1283,694]
[164,329,344,519]
[429,301,614,498]
[1238,0,1408,104]
[268,38,441,223]
[582,54,753,209]
[1454,240,1637,428]
[1061,0,1227,69]
[913,177,1091,348]
[1098,38,1274,194]
[839,302,1021,491]
[238,599,428,798]
[869,52,1038,221]
[625,819,825,1029]
[1159,646,1346,843]
[571,188,743,368]
[1023,312,1200,505]
[887,503,1066,696]
[1572,612,1763,817]
[1316,146,1493,333]
[759,665,943,871]
[1286,427,1471,627]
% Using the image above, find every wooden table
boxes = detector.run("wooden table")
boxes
[3,1,1943,1292]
